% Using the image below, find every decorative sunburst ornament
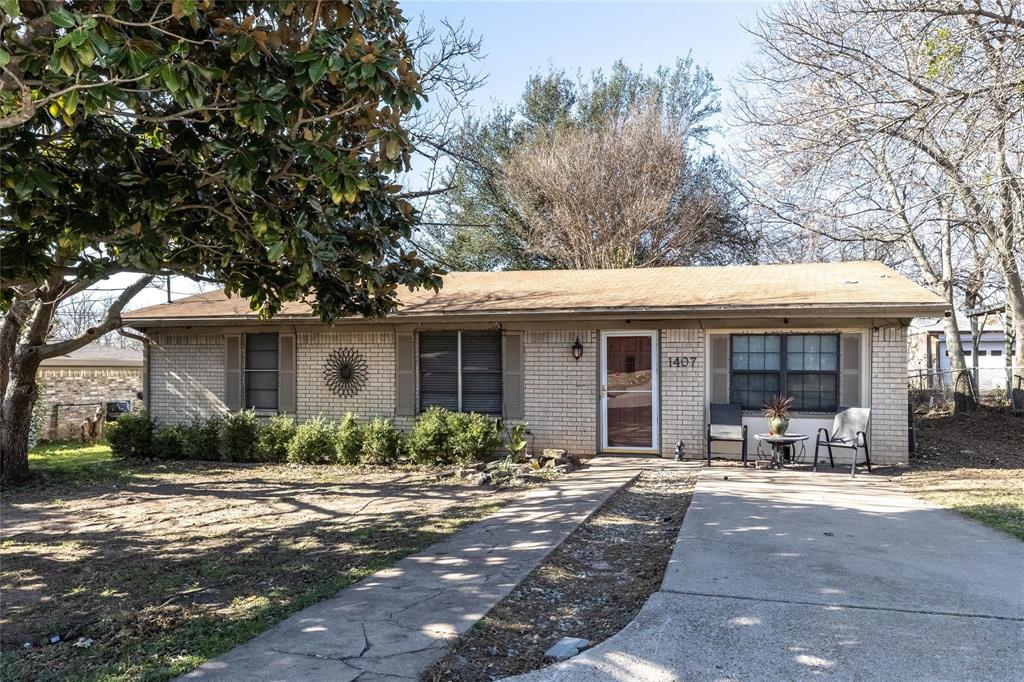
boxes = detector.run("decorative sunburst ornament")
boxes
[323,348,368,397]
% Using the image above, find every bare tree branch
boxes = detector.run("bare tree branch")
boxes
[33,276,154,361]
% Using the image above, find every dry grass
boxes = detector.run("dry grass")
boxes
[899,407,1024,541]
[899,467,1024,541]
[1,444,519,681]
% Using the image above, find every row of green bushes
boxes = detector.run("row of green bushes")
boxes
[107,407,504,466]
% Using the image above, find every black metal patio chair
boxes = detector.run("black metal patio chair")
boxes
[706,402,748,466]
[814,406,872,477]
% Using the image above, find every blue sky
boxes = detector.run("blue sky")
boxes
[406,1,762,125]
[132,1,765,308]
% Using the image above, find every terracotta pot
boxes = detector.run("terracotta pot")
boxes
[769,415,789,436]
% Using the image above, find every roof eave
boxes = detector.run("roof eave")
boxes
[40,359,144,367]
[124,301,949,328]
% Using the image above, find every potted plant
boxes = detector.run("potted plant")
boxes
[763,395,794,436]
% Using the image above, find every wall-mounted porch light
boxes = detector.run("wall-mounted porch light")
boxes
[571,336,584,361]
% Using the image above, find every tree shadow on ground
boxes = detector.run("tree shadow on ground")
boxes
[1,465,518,682]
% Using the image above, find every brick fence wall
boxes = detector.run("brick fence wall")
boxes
[37,366,142,440]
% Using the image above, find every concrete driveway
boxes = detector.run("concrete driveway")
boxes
[508,468,1024,681]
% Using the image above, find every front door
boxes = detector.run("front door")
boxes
[600,331,659,452]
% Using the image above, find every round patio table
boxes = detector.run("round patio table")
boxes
[754,433,809,469]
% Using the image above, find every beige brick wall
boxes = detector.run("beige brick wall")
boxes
[522,329,598,455]
[148,330,227,423]
[296,329,397,423]
[659,328,706,458]
[870,325,909,465]
[143,322,910,466]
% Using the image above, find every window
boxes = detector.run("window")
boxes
[964,349,973,356]
[730,334,839,412]
[730,335,781,410]
[991,349,1003,357]
[786,335,838,411]
[245,333,278,410]
[418,331,502,414]
[976,350,988,356]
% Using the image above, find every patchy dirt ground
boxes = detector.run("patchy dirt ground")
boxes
[0,461,523,681]
[899,406,1023,541]
[424,464,700,682]
[912,405,1023,468]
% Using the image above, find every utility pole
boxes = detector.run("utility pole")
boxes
[166,274,171,303]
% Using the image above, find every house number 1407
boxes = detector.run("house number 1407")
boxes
[668,356,697,368]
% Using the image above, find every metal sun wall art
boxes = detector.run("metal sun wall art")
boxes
[323,347,368,397]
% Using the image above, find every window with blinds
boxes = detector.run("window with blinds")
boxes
[245,333,278,410]
[418,332,459,411]
[418,331,502,414]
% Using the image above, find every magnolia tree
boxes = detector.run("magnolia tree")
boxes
[0,0,459,482]
[735,0,1023,404]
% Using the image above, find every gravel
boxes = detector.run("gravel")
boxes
[423,464,699,681]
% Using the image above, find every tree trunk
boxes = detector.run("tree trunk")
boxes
[0,348,42,484]
[939,224,974,413]
[998,256,1024,381]
[969,315,983,396]
[942,312,975,413]
[1006,309,1015,398]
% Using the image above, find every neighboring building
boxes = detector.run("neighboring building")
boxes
[124,261,946,465]
[37,344,143,440]
[909,314,1017,393]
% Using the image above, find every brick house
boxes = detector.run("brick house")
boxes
[123,261,946,465]
[37,344,143,440]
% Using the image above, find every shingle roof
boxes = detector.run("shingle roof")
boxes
[40,344,144,367]
[124,261,947,325]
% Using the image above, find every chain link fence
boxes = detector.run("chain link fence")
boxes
[42,402,107,442]
[909,366,1024,413]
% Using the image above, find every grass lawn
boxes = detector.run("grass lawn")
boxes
[900,407,1024,541]
[25,441,138,487]
[1,443,520,681]
[899,468,1024,540]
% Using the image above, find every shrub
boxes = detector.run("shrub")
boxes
[257,415,296,463]
[151,425,187,460]
[406,407,453,465]
[448,412,501,464]
[360,417,401,465]
[334,413,363,465]
[503,422,530,461]
[219,410,261,462]
[287,417,337,464]
[107,411,154,459]
[181,417,222,461]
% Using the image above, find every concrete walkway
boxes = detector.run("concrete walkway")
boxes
[509,467,1024,681]
[181,457,648,681]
